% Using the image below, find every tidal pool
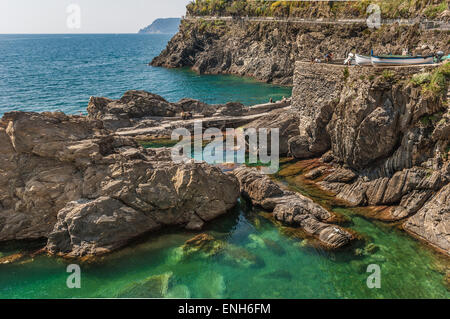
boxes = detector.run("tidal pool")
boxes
[0,161,448,299]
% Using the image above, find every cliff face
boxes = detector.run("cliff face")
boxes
[151,19,448,85]
[251,62,449,254]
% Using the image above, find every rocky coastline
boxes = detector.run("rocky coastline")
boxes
[1,56,449,259]
[151,18,449,85]
[0,110,240,258]
[239,62,449,256]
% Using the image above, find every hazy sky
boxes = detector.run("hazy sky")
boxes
[0,0,191,34]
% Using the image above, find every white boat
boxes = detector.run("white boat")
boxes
[355,54,372,66]
[371,55,434,67]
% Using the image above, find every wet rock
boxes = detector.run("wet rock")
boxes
[116,272,173,298]
[233,167,354,249]
[305,167,327,180]
[233,166,284,210]
[0,253,25,265]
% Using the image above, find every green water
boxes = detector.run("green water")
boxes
[0,161,448,299]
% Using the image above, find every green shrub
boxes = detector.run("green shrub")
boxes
[422,62,450,97]
[343,67,350,81]
[382,70,395,81]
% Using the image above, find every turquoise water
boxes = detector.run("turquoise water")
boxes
[0,34,291,116]
[0,161,448,299]
[0,34,448,299]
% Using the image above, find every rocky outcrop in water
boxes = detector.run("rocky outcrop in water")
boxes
[244,62,449,255]
[0,111,240,257]
[233,167,354,249]
[88,90,219,130]
[152,18,448,85]
[87,90,289,133]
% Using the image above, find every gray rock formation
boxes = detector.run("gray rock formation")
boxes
[404,183,450,254]
[0,111,240,257]
[87,90,278,131]
[87,90,218,130]
[152,19,448,85]
[242,61,449,255]
[233,167,354,249]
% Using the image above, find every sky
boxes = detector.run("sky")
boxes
[0,0,192,34]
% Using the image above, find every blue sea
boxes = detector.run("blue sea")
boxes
[0,34,291,116]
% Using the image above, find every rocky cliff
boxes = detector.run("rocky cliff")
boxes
[151,18,448,85]
[0,111,240,257]
[247,61,449,255]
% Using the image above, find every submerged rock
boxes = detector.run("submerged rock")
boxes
[116,272,173,298]
[181,234,225,258]
[262,238,286,256]
[223,245,265,269]
[0,253,25,265]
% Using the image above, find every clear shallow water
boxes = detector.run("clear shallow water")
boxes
[0,160,448,299]
[0,34,291,116]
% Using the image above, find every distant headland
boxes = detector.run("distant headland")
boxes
[138,18,181,34]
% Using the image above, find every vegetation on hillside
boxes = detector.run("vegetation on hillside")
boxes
[411,61,450,97]
[186,0,448,20]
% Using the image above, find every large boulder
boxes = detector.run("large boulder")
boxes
[0,111,240,257]
[233,167,354,249]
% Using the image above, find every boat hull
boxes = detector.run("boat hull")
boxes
[355,54,371,66]
[371,56,434,67]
